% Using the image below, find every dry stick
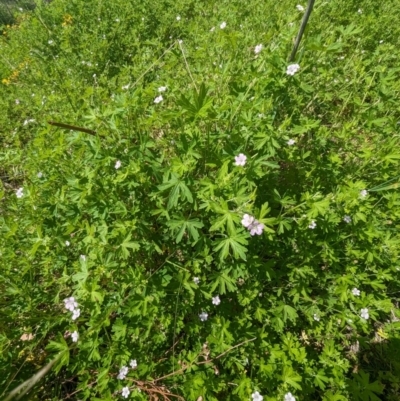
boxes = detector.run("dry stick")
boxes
[48,121,97,135]
[288,0,316,62]
[178,40,198,91]
[4,354,62,401]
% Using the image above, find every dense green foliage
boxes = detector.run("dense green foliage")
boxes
[1,0,400,400]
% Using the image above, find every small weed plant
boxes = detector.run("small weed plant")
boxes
[1,0,400,400]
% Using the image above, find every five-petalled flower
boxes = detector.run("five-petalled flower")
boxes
[129,359,137,369]
[343,215,352,223]
[71,331,79,342]
[72,309,81,320]
[284,393,296,401]
[252,391,263,401]
[234,153,247,166]
[360,308,369,320]
[154,95,163,104]
[296,4,304,11]
[115,160,122,169]
[360,189,368,198]
[64,297,78,312]
[16,187,24,198]
[212,296,221,305]
[220,21,226,29]
[287,139,296,146]
[199,312,208,321]
[121,386,130,398]
[242,214,264,236]
[352,288,360,296]
[286,64,300,76]
[254,44,263,54]
[118,366,129,380]
[308,220,317,229]
[193,277,200,285]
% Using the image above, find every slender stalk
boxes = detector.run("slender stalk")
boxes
[289,0,316,62]
[4,354,62,401]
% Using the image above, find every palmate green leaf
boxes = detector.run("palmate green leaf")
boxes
[112,318,127,341]
[281,365,302,390]
[314,370,330,389]
[209,200,242,235]
[46,335,70,373]
[323,391,347,401]
[158,173,193,209]
[119,234,140,259]
[72,263,89,286]
[210,270,237,294]
[167,218,204,243]
[213,233,248,260]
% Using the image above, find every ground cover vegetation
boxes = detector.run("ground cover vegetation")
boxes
[1,0,400,399]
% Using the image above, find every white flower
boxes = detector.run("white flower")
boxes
[360,189,368,198]
[252,391,263,401]
[158,86,167,92]
[234,153,247,166]
[287,139,296,145]
[193,277,200,285]
[254,44,263,54]
[80,254,86,261]
[199,312,208,321]
[308,220,317,229]
[343,215,352,223]
[121,387,130,398]
[176,16,181,21]
[212,295,221,305]
[358,8,363,14]
[286,63,300,76]
[15,99,20,105]
[178,39,183,44]
[352,288,361,296]
[37,172,43,178]
[23,119,35,126]
[71,331,79,342]
[129,359,137,369]
[115,160,122,169]
[118,366,129,380]
[154,95,163,104]
[313,314,320,322]
[64,297,78,311]
[115,18,120,22]
[65,240,70,246]
[16,187,24,198]
[379,40,384,44]
[296,4,304,11]
[72,308,81,320]
[220,21,226,29]
[241,214,255,228]
[122,84,129,90]
[249,221,265,236]
[284,393,296,401]
[210,26,215,32]
[48,40,54,45]
[360,308,369,320]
